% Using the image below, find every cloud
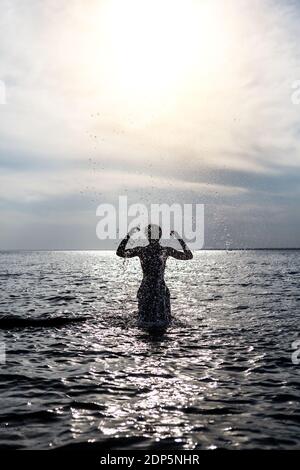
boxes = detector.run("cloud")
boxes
[0,0,300,248]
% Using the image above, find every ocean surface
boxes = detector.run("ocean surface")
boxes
[0,250,299,450]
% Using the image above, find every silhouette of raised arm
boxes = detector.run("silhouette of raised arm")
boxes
[116,228,141,258]
[166,231,193,260]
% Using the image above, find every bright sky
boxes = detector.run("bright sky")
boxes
[0,0,300,248]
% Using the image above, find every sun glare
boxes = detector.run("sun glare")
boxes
[99,0,227,110]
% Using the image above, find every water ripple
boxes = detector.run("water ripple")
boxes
[0,250,299,449]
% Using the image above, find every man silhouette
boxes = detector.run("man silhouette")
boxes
[117,224,193,325]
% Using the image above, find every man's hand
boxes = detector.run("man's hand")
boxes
[170,230,181,239]
[128,226,140,237]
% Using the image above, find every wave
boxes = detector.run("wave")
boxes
[0,409,59,424]
[52,436,182,451]
[0,315,91,329]
[0,273,23,278]
[136,318,171,334]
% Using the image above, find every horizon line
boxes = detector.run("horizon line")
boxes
[1,248,300,252]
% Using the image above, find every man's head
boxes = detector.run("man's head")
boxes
[146,224,162,244]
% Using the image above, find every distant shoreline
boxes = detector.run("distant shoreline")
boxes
[1,248,300,252]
